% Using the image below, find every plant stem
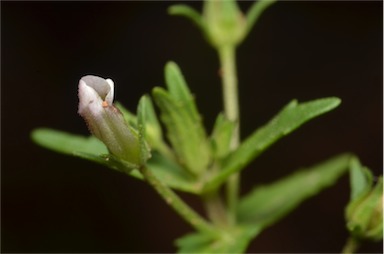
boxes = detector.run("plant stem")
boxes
[139,166,217,235]
[218,45,240,225]
[341,237,360,254]
[203,190,228,228]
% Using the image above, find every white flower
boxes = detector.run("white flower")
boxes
[78,75,141,166]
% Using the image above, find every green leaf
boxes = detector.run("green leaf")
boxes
[137,95,163,144]
[168,4,205,32]
[153,62,211,176]
[175,226,260,254]
[164,61,201,122]
[246,0,277,35]
[32,128,199,193]
[31,128,108,156]
[31,128,138,172]
[210,113,236,159]
[237,153,352,230]
[349,157,374,201]
[137,96,152,165]
[132,152,198,194]
[204,97,341,192]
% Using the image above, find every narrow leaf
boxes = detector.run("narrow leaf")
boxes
[210,113,236,159]
[137,96,152,165]
[246,0,277,35]
[175,226,260,254]
[349,157,374,201]
[31,128,108,156]
[168,4,205,32]
[237,153,352,230]
[133,152,198,193]
[153,87,211,176]
[164,61,200,122]
[31,128,138,172]
[204,97,341,192]
[137,95,163,143]
[32,128,199,193]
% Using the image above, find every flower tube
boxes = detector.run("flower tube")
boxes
[78,75,141,166]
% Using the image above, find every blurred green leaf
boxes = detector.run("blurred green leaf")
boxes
[168,4,205,32]
[210,113,236,159]
[346,157,383,241]
[202,0,247,47]
[245,0,277,35]
[349,157,374,201]
[204,97,341,192]
[137,96,152,165]
[237,153,352,230]
[346,177,383,241]
[175,226,260,253]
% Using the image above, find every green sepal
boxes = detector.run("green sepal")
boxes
[137,95,163,145]
[345,158,383,241]
[204,97,341,192]
[210,113,236,159]
[237,153,352,231]
[114,101,138,129]
[137,96,152,165]
[202,0,247,48]
[175,226,260,254]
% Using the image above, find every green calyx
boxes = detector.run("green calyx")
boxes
[169,0,277,49]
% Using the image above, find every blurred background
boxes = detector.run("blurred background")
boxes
[2,1,382,253]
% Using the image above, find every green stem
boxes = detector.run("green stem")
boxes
[203,190,228,228]
[218,45,240,225]
[139,166,217,235]
[341,237,360,254]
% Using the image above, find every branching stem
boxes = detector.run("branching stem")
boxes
[139,166,217,236]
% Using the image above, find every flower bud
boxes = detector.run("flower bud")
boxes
[346,177,383,241]
[78,75,141,166]
[203,0,247,48]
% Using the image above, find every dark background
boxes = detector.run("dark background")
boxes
[2,1,382,253]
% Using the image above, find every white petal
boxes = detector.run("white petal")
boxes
[78,79,103,115]
[81,75,112,102]
[105,78,114,105]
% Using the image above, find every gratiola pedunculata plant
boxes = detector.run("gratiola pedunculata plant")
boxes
[31,0,382,253]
